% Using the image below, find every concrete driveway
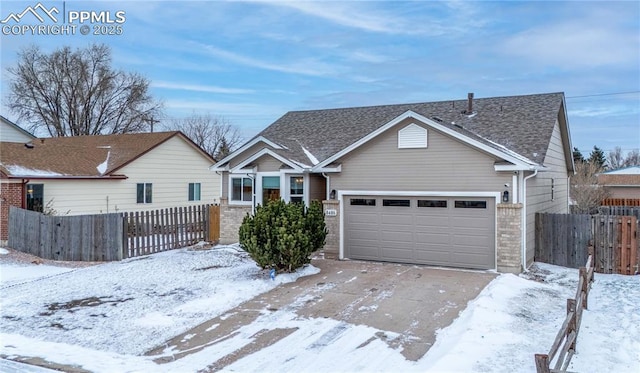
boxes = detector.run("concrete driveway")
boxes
[146,259,496,369]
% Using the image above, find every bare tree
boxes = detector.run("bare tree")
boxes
[7,44,162,136]
[606,146,625,170]
[570,161,610,214]
[624,149,640,167]
[166,113,242,159]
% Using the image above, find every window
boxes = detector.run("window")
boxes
[231,177,253,202]
[137,183,152,204]
[418,200,447,208]
[290,176,304,203]
[188,183,201,201]
[383,199,410,207]
[551,178,555,201]
[262,176,280,203]
[454,200,486,209]
[350,198,376,206]
[26,183,44,212]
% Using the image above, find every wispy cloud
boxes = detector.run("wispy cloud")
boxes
[152,81,254,94]
[195,42,340,77]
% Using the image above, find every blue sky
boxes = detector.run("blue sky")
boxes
[1,0,639,157]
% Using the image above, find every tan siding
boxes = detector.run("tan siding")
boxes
[254,155,284,172]
[330,118,511,192]
[228,143,278,169]
[42,136,219,215]
[309,173,326,202]
[525,120,570,265]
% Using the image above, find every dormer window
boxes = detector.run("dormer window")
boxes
[398,123,427,149]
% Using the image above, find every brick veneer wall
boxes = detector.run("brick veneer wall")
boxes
[219,198,252,244]
[496,203,523,273]
[0,182,23,244]
[322,200,340,259]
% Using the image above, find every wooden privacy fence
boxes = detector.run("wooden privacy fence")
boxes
[601,198,640,207]
[8,207,123,261]
[8,204,220,262]
[535,247,595,373]
[535,213,639,275]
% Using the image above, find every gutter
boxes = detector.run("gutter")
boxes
[521,169,538,271]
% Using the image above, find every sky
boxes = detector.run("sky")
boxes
[0,0,639,157]
[1,245,639,372]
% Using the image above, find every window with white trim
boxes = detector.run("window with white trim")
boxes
[136,183,152,204]
[231,177,252,202]
[188,183,201,201]
[290,176,304,203]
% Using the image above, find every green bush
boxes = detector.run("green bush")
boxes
[239,199,327,273]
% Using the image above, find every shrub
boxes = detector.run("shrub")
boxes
[239,199,327,273]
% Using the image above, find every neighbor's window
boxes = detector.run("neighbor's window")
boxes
[262,176,280,203]
[231,177,253,202]
[551,178,555,201]
[290,176,304,203]
[137,183,152,204]
[188,182,201,201]
[26,183,44,212]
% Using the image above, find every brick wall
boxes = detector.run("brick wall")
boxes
[496,203,523,273]
[219,198,251,244]
[0,182,23,244]
[322,200,340,259]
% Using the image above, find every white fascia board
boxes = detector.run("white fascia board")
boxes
[230,148,303,173]
[315,110,536,169]
[337,190,501,199]
[494,164,532,172]
[210,136,284,170]
[313,164,342,173]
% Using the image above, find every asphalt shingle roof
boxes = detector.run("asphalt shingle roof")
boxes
[257,92,565,167]
[0,131,185,178]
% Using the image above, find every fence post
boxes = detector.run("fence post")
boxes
[567,299,577,350]
[534,354,550,373]
[579,267,588,309]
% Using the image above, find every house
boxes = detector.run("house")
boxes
[1,131,220,243]
[1,115,36,143]
[212,92,574,273]
[598,166,640,202]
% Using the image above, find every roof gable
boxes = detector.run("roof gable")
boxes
[255,92,567,170]
[0,115,36,142]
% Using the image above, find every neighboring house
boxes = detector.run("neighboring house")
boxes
[598,166,640,200]
[0,115,36,143]
[212,92,574,273]
[0,131,219,243]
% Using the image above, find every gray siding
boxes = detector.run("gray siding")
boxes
[525,120,570,265]
[228,143,277,169]
[330,118,511,192]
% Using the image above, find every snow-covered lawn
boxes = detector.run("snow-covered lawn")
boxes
[1,246,638,372]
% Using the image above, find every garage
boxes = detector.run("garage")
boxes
[344,195,495,270]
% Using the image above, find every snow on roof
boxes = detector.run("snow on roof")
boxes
[483,138,538,166]
[603,165,640,175]
[96,149,111,175]
[4,164,64,177]
[301,145,319,166]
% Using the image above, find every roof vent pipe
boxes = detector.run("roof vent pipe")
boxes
[467,92,474,114]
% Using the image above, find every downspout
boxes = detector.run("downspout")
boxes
[321,173,330,200]
[521,169,538,271]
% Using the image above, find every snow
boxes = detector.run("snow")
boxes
[1,249,638,372]
[96,149,110,175]
[301,145,320,165]
[602,165,640,174]
[4,165,63,177]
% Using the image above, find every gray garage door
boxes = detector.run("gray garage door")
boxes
[344,196,495,270]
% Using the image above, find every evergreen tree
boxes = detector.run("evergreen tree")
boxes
[573,147,585,164]
[588,146,606,171]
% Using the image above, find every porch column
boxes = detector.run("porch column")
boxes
[497,203,523,273]
[322,200,340,259]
